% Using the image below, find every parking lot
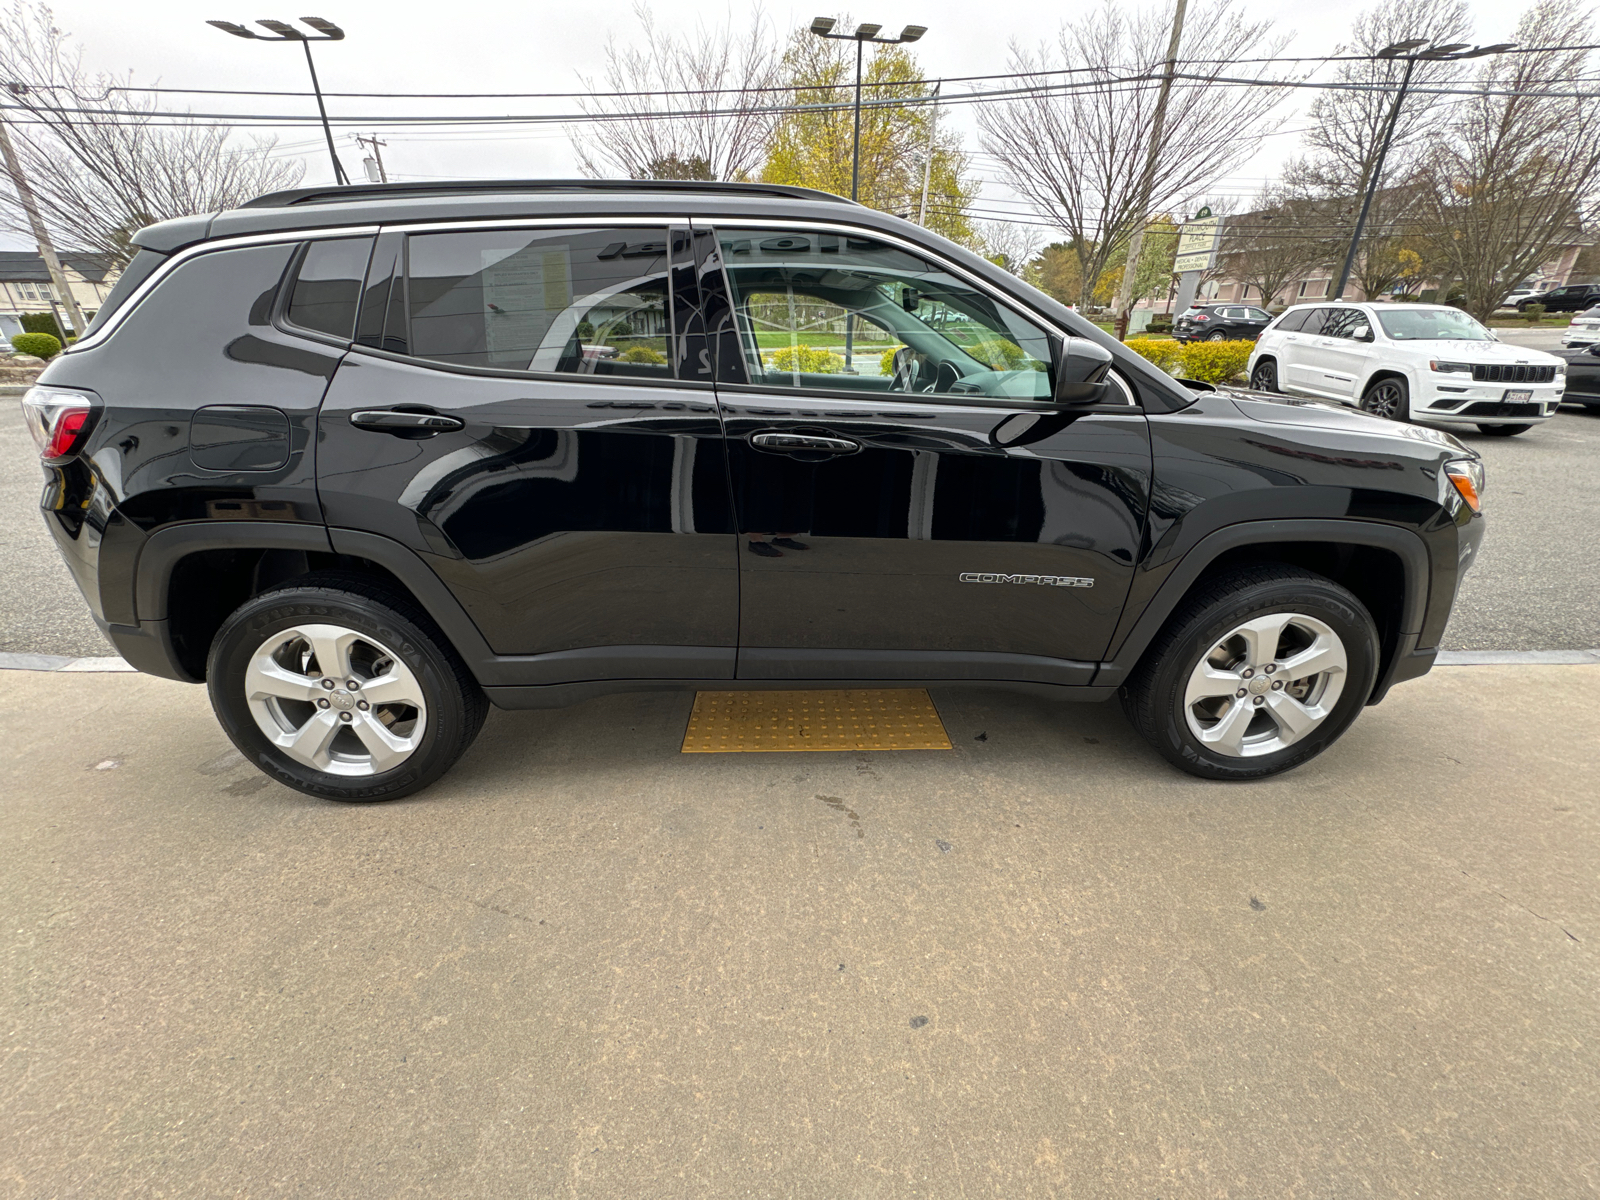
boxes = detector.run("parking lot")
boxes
[3,382,1598,1196]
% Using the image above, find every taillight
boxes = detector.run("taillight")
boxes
[1194,313,1211,321]
[21,387,97,463]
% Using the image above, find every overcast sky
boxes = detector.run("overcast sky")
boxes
[1,0,1546,252]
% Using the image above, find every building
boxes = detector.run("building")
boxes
[0,251,119,343]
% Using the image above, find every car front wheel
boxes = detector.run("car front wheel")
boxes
[1360,376,1410,421]
[1121,565,1379,780]
[207,573,488,801]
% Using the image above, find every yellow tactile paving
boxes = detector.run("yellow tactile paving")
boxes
[681,688,953,753]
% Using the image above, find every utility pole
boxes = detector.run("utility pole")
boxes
[917,83,941,226]
[0,85,87,338]
[355,133,388,183]
[1112,0,1187,341]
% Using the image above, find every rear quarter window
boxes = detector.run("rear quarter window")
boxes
[283,237,374,341]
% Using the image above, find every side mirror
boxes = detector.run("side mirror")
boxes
[1354,326,1374,342]
[1052,335,1115,404]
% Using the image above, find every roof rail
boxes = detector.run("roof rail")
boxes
[241,178,857,209]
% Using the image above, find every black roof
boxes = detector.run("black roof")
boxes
[132,179,867,255]
[0,250,116,283]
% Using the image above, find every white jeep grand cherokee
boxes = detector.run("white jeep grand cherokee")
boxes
[1246,302,1564,437]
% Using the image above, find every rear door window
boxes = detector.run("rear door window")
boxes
[394,226,676,378]
[1273,309,1310,332]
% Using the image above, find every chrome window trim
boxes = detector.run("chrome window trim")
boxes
[67,224,380,352]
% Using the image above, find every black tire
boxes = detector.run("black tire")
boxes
[1120,565,1380,781]
[1360,375,1410,421]
[1476,423,1533,436]
[1249,358,1278,392]
[206,572,489,802]
[1207,329,1229,342]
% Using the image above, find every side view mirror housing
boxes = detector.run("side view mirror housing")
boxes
[1053,335,1115,404]
[1354,326,1374,342]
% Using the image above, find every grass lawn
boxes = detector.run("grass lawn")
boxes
[751,331,898,349]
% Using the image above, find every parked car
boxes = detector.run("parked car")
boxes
[1247,301,1564,436]
[1551,344,1600,409]
[25,179,1486,798]
[1562,305,1600,346]
[1172,303,1273,343]
[1497,285,1542,310]
[1518,282,1600,313]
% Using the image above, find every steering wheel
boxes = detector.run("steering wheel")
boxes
[886,347,917,392]
[931,361,960,394]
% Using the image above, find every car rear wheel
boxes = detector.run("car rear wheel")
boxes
[1207,330,1229,341]
[1476,423,1533,436]
[1360,376,1410,421]
[207,573,489,802]
[1249,359,1278,392]
[1120,565,1379,781]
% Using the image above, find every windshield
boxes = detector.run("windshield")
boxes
[1375,307,1493,342]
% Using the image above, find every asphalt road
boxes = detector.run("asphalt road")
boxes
[3,377,1597,658]
[3,665,1596,1196]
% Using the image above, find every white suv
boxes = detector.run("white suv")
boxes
[1246,302,1564,437]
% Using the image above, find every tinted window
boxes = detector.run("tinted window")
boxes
[401,226,673,377]
[1273,308,1309,332]
[1322,309,1364,338]
[1244,307,1272,321]
[285,237,373,340]
[716,228,1054,401]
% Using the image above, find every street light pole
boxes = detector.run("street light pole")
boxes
[808,17,927,369]
[208,17,350,185]
[1332,39,1515,300]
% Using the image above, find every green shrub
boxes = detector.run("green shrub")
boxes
[1522,302,1545,324]
[1124,337,1183,375]
[965,337,1041,372]
[1176,339,1253,384]
[20,311,64,340]
[616,345,666,364]
[766,343,844,374]
[11,332,61,359]
[879,345,907,375]
[575,320,595,341]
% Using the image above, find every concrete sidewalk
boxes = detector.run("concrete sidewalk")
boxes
[2,668,1596,1197]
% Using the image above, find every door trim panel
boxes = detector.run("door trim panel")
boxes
[737,646,1098,685]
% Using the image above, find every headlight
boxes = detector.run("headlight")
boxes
[1445,458,1485,513]
[1430,360,1473,374]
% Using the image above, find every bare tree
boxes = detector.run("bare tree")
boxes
[976,220,1044,275]
[0,3,304,266]
[569,5,783,182]
[1218,189,1335,306]
[976,0,1290,306]
[1283,0,1471,298]
[1415,0,1600,319]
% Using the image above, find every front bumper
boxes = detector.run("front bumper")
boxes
[1414,379,1563,425]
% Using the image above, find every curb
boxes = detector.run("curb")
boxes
[3,650,1599,674]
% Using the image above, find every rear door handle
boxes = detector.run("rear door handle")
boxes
[750,432,860,455]
[349,409,464,434]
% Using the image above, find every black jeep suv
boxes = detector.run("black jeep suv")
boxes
[25,180,1486,799]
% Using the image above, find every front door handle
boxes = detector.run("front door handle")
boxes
[349,409,465,434]
[750,432,861,455]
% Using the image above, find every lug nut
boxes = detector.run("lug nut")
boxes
[339,712,352,722]
[1253,696,1265,706]
[1242,668,1254,678]
[321,678,334,689]
[1236,687,1247,698]
[357,700,369,711]
[1265,664,1276,674]
[1272,680,1284,690]
[317,697,330,708]
[347,680,360,690]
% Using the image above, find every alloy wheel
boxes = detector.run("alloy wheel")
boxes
[1361,381,1406,420]
[243,623,428,776]
[1249,361,1276,392]
[1182,612,1348,758]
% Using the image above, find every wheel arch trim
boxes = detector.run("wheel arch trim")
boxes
[1095,518,1430,688]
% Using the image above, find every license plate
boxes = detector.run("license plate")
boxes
[1504,389,1533,402]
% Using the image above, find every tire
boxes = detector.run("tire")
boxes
[1476,423,1533,436]
[1207,330,1229,342]
[1249,358,1278,392]
[1360,375,1410,421]
[206,573,489,802]
[1120,565,1380,781]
